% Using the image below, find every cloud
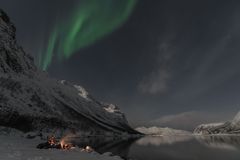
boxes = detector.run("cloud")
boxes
[138,69,170,94]
[138,42,174,94]
[150,111,232,131]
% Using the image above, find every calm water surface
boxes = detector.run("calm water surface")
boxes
[69,135,240,160]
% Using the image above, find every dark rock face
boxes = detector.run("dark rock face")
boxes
[0,9,138,135]
[0,9,36,74]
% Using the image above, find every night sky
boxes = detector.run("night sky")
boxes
[1,0,240,130]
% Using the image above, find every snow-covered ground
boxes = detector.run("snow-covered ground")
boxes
[0,135,123,160]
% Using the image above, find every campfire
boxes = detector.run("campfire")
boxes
[37,135,69,149]
[60,139,74,150]
[37,135,94,152]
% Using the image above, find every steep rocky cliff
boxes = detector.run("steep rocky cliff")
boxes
[0,9,138,135]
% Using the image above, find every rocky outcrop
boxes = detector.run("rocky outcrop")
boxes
[0,9,36,74]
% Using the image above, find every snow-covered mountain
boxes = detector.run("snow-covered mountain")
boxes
[135,126,191,136]
[0,9,138,135]
[194,111,240,135]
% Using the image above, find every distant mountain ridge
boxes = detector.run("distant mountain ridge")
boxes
[0,9,138,135]
[135,126,191,135]
[194,111,240,134]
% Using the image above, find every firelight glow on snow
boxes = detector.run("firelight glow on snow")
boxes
[40,0,137,70]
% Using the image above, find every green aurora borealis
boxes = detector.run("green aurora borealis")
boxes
[40,0,137,70]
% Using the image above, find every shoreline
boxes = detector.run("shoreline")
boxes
[0,134,123,160]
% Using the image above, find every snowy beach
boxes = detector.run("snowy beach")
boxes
[0,135,123,160]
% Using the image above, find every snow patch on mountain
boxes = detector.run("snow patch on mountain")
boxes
[104,104,118,113]
[74,85,90,100]
[60,80,91,101]
[102,103,122,114]
[232,111,240,125]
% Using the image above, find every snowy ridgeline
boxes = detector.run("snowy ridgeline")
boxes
[135,126,191,136]
[194,111,240,135]
[0,9,138,136]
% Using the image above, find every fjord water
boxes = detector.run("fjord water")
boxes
[72,135,240,160]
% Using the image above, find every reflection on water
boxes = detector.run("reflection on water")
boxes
[136,135,193,146]
[66,136,138,159]
[196,135,240,150]
[68,135,240,160]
